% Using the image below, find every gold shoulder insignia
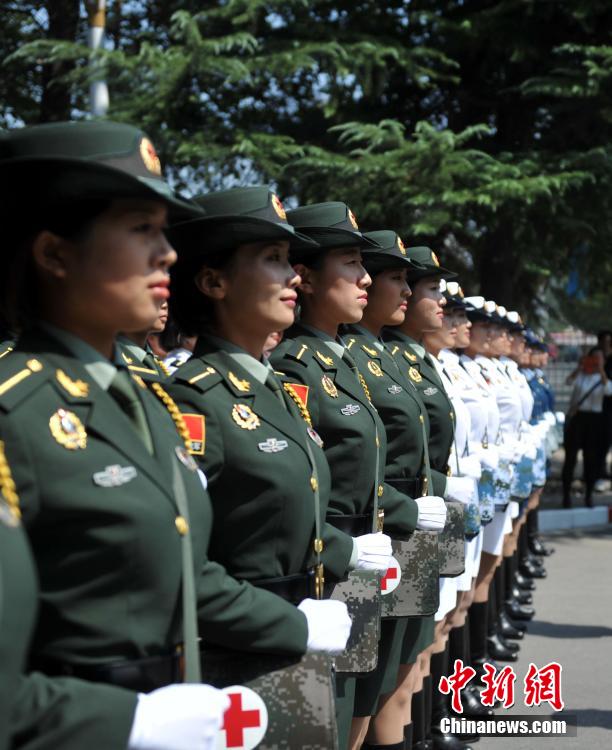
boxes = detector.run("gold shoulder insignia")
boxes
[121,351,134,365]
[188,366,216,385]
[0,346,13,360]
[346,338,356,350]
[127,364,158,375]
[391,345,400,356]
[0,359,43,397]
[228,371,251,393]
[316,350,334,366]
[56,369,89,398]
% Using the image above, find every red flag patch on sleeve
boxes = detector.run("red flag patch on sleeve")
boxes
[182,413,205,455]
[286,383,309,409]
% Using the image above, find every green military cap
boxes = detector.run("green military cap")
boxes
[360,230,426,273]
[167,186,318,255]
[402,246,457,281]
[0,120,201,220]
[286,202,381,258]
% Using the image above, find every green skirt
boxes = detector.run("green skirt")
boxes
[400,614,434,664]
[353,618,408,717]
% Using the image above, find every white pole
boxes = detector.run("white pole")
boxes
[87,1,109,116]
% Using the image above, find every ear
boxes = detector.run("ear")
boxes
[31,230,72,279]
[194,266,227,300]
[293,263,315,295]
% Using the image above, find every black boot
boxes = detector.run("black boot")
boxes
[505,555,532,604]
[487,631,519,660]
[527,510,554,555]
[423,675,433,749]
[403,722,413,747]
[514,569,536,591]
[412,689,428,750]
[519,527,546,578]
[499,609,525,639]
[505,599,535,621]
[469,601,488,666]
[430,647,476,748]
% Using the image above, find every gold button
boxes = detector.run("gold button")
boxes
[313,538,324,553]
[419,415,424,424]
[27,359,43,372]
[310,477,318,491]
[378,485,384,497]
[375,436,380,447]
[175,516,189,535]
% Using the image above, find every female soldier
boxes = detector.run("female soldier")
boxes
[0,122,332,750]
[341,231,447,750]
[270,205,445,750]
[384,248,472,750]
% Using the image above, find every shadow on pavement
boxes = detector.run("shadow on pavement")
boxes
[526,620,612,639]
[572,707,612,731]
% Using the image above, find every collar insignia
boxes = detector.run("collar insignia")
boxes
[403,350,418,362]
[362,344,378,357]
[229,371,250,392]
[56,369,89,397]
[316,350,334,367]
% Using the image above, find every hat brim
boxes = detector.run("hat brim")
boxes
[361,252,426,274]
[167,214,318,256]
[0,157,203,221]
[407,265,458,282]
[444,296,468,310]
[291,226,381,250]
[466,309,493,322]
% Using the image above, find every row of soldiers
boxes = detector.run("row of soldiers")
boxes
[0,120,558,750]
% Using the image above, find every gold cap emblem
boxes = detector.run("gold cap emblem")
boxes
[431,251,441,267]
[271,194,287,220]
[347,209,359,229]
[140,137,162,176]
[397,237,407,255]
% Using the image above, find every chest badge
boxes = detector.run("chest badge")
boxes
[408,366,422,383]
[321,374,338,398]
[93,464,137,487]
[367,360,384,377]
[316,350,334,367]
[49,409,87,450]
[307,426,324,448]
[232,403,261,430]
[388,384,403,395]
[423,386,438,396]
[341,403,361,416]
[258,437,289,453]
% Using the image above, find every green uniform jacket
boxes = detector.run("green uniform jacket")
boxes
[0,329,310,743]
[384,330,454,495]
[167,339,352,591]
[343,327,448,506]
[270,325,418,536]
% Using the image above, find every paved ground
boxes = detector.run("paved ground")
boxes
[477,526,612,750]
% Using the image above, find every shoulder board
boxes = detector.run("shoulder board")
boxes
[0,355,50,412]
[346,338,356,350]
[127,363,161,382]
[280,340,314,366]
[174,362,222,393]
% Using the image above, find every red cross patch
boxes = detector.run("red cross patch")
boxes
[380,556,401,595]
[182,413,205,456]
[217,685,268,749]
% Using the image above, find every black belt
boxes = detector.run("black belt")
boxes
[32,650,183,693]
[253,570,334,604]
[327,513,371,536]
[386,477,421,497]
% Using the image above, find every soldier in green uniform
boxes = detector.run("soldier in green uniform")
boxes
[341,231,448,750]
[269,203,439,749]
[0,122,334,750]
[118,301,173,378]
[384,248,468,750]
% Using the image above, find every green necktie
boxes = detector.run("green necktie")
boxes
[108,369,154,454]
[265,371,287,410]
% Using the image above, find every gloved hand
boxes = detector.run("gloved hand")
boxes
[445,476,478,506]
[477,444,499,471]
[128,684,230,750]
[297,598,352,654]
[415,495,447,531]
[457,454,482,481]
[352,532,393,571]
[498,442,517,464]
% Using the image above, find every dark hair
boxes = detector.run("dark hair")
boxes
[597,330,612,343]
[169,246,239,337]
[0,199,110,334]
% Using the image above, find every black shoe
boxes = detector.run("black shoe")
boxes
[511,586,533,604]
[505,600,535,621]
[527,553,545,568]
[413,743,433,750]
[529,537,554,556]
[499,611,525,639]
[457,686,494,718]
[514,571,536,590]
[487,634,519,661]
[519,561,547,579]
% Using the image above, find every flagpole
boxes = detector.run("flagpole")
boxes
[87,1,109,116]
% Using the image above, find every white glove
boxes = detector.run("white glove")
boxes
[298,598,352,654]
[457,454,482,481]
[555,411,565,425]
[415,495,447,531]
[477,444,499,471]
[128,684,230,750]
[498,443,517,464]
[353,532,393,571]
[445,476,478,506]
[522,441,538,461]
